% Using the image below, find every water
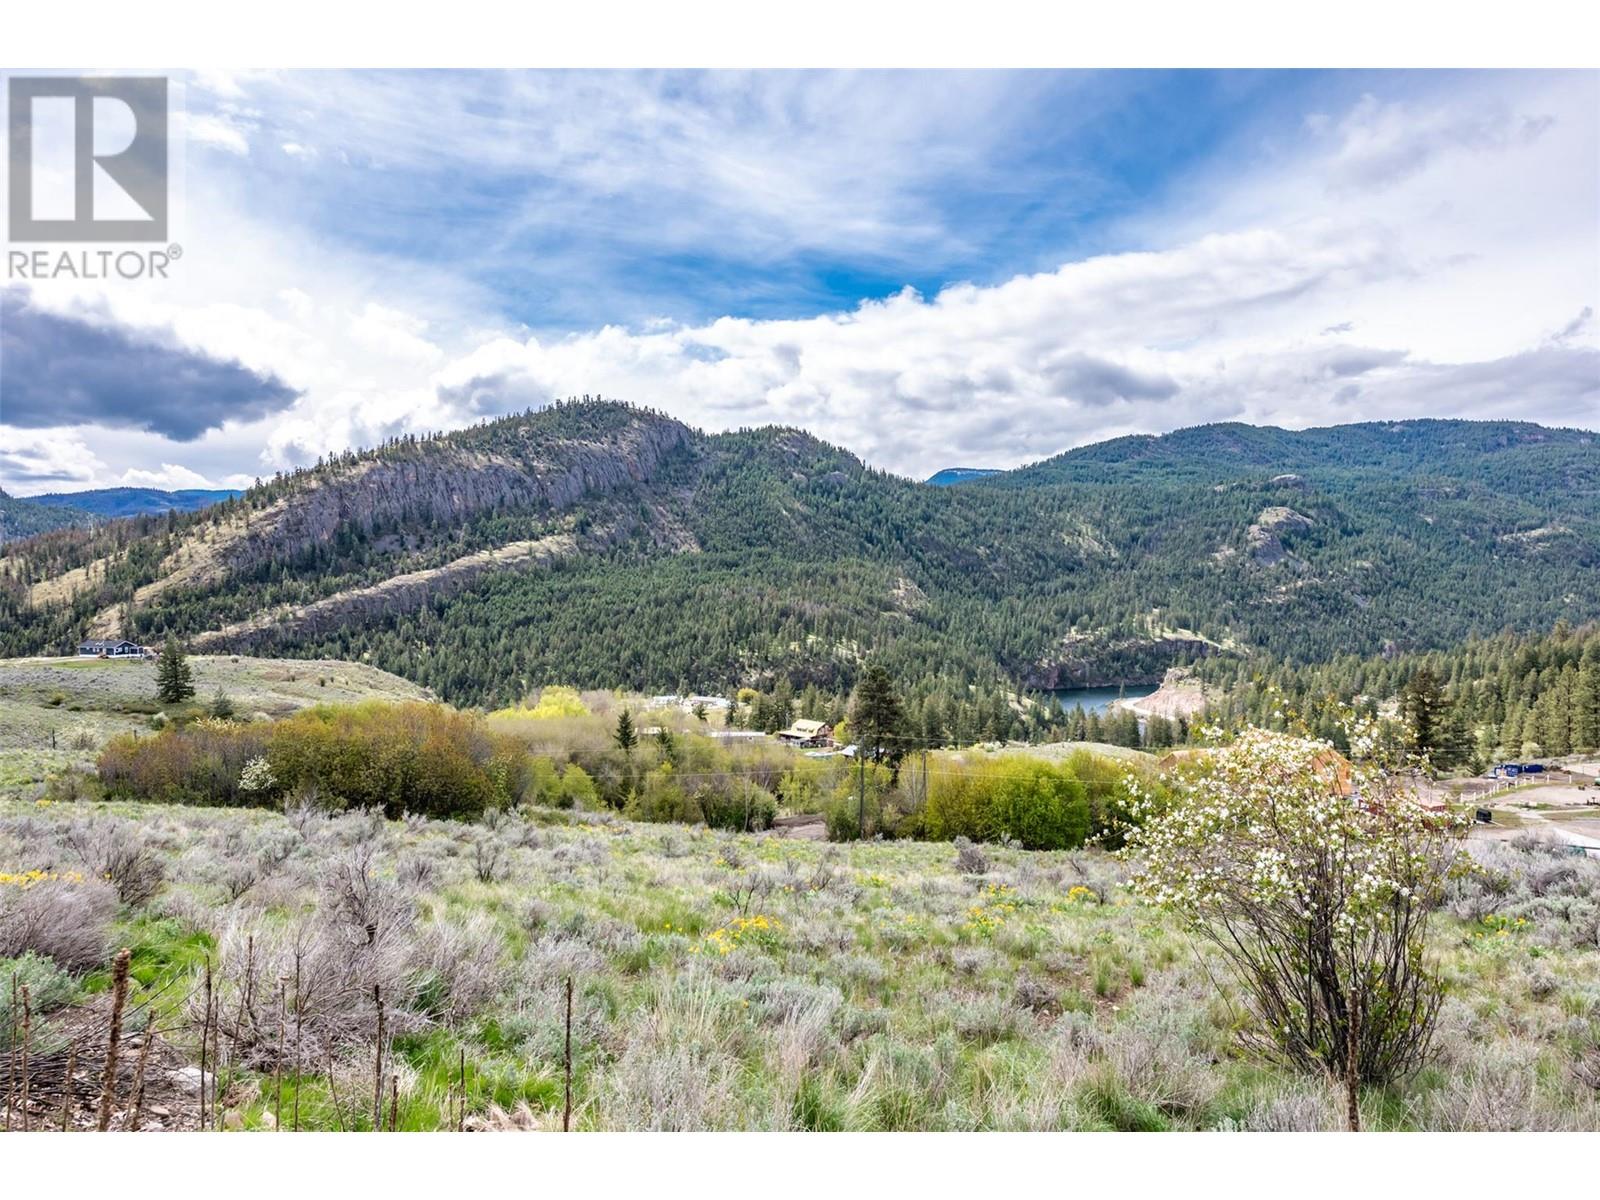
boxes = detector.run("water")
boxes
[1050,684,1158,716]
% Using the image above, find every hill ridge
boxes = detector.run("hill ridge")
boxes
[3,404,1596,705]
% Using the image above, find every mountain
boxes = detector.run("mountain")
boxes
[1,404,1595,707]
[926,467,1001,486]
[20,487,242,519]
[0,488,92,544]
[987,419,1595,491]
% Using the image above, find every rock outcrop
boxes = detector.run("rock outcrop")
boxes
[1116,667,1212,720]
[1245,505,1314,567]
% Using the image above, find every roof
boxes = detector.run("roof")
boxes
[1309,749,1355,797]
[776,719,831,740]
[80,638,140,649]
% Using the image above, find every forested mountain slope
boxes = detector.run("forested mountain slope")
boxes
[1,404,1595,706]
[0,488,91,544]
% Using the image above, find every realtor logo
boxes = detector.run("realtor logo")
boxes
[7,76,168,242]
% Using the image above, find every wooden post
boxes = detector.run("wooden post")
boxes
[96,947,131,1130]
[458,1048,465,1132]
[372,984,385,1132]
[562,976,574,1132]
[6,972,17,1131]
[389,1073,399,1131]
[274,979,286,1131]
[128,1029,154,1131]
[292,954,303,1132]
[19,982,32,1131]
[60,1043,77,1131]
[210,987,223,1131]
[199,957,211,1130]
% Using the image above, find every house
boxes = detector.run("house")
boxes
[684,695,732,712]
[775,718,833,748]
[78,639,147,658]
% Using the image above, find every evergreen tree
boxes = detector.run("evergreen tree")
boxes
[850,662,907,764]
[1575,648,1600,752]
[1403,668,1447,759]
[614,708,637,757]
[155,634,195,704]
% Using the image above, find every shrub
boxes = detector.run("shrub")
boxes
[824,762,893,841]
[1126,729,1467,1096]
[63,816,165,905]
[0,874,118,971]
[953,837,988,875]
[699,780,778,833]
[625,766,702,825]
[0,950,78,1029]
[924,754,1093,849]
[99,701,529,821]
[559,765,598,810]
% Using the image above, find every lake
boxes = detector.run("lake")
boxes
[1051,684,1157,716]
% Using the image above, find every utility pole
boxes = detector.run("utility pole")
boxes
[857,739,866,840]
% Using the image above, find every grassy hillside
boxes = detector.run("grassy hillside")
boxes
[0,653,431,793]
[3,404,1595,706]
[2,797,1595,1130]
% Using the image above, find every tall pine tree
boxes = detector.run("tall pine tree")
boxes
[155,634,195,704]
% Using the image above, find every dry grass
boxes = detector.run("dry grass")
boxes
[1,796,1596,1131]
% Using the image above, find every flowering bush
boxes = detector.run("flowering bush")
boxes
[238,755,278,794]
[692,914,782,956]
[1124,728,1467,1090]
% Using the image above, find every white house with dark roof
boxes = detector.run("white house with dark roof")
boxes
[78,638,148,658]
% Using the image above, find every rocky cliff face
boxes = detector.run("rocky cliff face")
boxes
[1025,632,1222,689]
[1245,505,1314,568]
[220,413,693,578]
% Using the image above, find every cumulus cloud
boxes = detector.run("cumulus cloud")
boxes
[415,218,1596,474]
[0,429,105,489]
[0,290,300,442]
[5,70,1596,488]
[119,463,216,490]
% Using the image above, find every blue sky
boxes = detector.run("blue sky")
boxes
[2,68,1596,489]
[211,70,1368,327]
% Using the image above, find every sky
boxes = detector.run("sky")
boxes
[1,67,1596,493]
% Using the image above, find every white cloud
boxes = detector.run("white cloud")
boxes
[118,463,217,490]
[179,111,253,157]
[0,430,106,494]
[6,71,1596,491]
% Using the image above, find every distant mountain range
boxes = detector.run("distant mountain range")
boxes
[925,467,1001,486]
[0,486,242,544]
[1,404,1595,707]
[21,487,242,519]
